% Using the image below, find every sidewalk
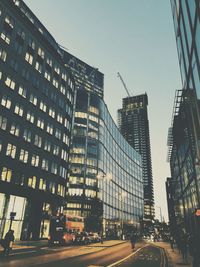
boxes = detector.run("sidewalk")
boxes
[0,239,126,251]
[154,242,193,267]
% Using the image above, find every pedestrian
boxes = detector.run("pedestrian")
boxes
[180,233,188,263]
[130,232,137,250]
[169,236,174,252]
[1,229,15,256]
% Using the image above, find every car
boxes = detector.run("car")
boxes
[88,232,101,243]
[75,231,92,245]
[48,228,76,246]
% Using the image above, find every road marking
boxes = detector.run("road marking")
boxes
[107,245,147,267]
[10,250,37,255]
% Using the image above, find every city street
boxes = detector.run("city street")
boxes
[0,241,143,267]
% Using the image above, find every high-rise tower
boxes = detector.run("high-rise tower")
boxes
[118,94,154,221]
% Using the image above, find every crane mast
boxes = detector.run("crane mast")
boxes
[117,72,131,97]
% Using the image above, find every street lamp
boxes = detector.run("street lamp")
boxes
[119,191,127,239]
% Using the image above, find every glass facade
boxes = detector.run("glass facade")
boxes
[0,0,75,239]
[171,0,200,98]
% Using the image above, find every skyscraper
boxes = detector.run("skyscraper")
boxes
[118,94,154,221]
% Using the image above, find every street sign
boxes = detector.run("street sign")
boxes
[195,209,200,216]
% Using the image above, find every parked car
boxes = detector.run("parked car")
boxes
[75,232,92,245]
[88,232,101,243]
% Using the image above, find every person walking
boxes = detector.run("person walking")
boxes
[1,230,15,256]
[169,236,174,252]
[130,232,137,250]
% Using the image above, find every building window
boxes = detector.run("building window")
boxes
[10,122,20,136]
[6,143,16,158]
[38,47,44,59]
[54,65,60,75]
[44,71,51,81]
[46,123,53,135]
[23,129,31,142]
[18,85,27,98]
[10,59,18,72]
[41,159,48,171]
[1,30,11,44]
[39,101,47,112]
[0,48,7,62]
[25,52,33,65]
[14,42,23,55]
[49,107,55,118]
[1,167,12,182]
[19,149,28,163]
[63,133,69,145]
[0,115,7,130]
[5,15,14,29]
[35,61,42,73]
[29,94,37,106]
[1,95,11,109]
[53,78,59,88]
[57,113,63,124]
[14,104,23,116]
[22,68,30,81]
[28,38,35,50]
[5,76,15,90]
[31,154,39,167]
[28,176,36,188]
[44,140,51,152]
[61,149,68,161]
[37,118,44,129]
[46,57,52,67]
[39,178,46,190]
[26,111,34,123]
[53,145,59,156]
[55,128,61,140]
[51,162,58,175]
[34,134,42,147]
[0,139,2,152]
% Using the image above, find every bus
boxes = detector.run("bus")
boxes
[48,214,84,245]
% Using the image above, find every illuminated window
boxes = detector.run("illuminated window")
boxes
[18,85,27,98]
[51,162,58,175]
[39,101,47,112]
[14,104,23,116]
[44,71,51,81]
[1,30,11,44]
[57,113,63,124]
[37,118,44,129]
[49,108,55,118]
[6,143,16,158]
[23,129,31,142]
[46,123,53,135]
[35,61,42,73]
[5,15,14,28]
[28,176,36,188]
[29,94,37,106]
[53,78,58,88]
[0,115,7,130]
[0,48,7,62]
[1,167,12,182]
[10,123,20,136]
[19,149,28,163]
[5,76,15,90]
[34,134,42,147]
[31,154,39,167]
[1,95,11,109]
[41,159,48,171]
[39,178,46,190]
[55,128,61,140]
[44,140,51,152]
[26,111,34,123]
[38,47,44,59]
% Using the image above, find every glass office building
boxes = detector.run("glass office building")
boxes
[0,0,75,240]
[171,0,200,98]
[62,51,144,234]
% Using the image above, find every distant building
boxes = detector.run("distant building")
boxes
[118,94,154,221]
[0,0,75,240]
[63,51,144,234]
[167,0,200,241]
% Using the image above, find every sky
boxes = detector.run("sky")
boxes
[24,0,182,221]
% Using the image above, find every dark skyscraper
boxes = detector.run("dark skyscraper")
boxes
[118,94,154,220]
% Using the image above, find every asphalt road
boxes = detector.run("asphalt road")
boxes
[0,241,135,267]
[118,244,166,267]
[0,242,166,267]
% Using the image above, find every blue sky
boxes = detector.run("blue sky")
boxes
[24,0,182,220]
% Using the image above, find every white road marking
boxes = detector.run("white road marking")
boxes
[10,250,37,255]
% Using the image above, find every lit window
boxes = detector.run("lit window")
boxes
[26,111,34,123]
[38,47,44,59]
[1,30,11,44]
[37,118,44,129]
[1,167,12,182]
[25,52,33,65]
[44,140,51,152]
[39,101,47,112]
[46,57,52,67]
[14,104,23,116]
[23,129,31,142]
[6,143,16,158]
[5,76,15,90]
[54,65,60,75]
[51,162,58,175]
[53,145,59,156]
[63,133,69,145]
[55,128,61,140]
[31,154,39,167]
[10,123,20,136]
[1,95,11,109]
[53,78,58,88]
[57,113,63,124]
[35,61,42,73]
[41,159,48,171]
[44,71,51,81]
[5,15,14,28]
[34,134,42,147]
[49,108,55,118]
[19,149,28,163]
[28,176,36,188]
[46,123,53,135]
[28,38,35,50]
[17,28,25,40]
[60,85,66,95]
[39,178,46,190]
[29,94,37,106]
[0,115,7,130]
[0,48,7,62]
[18,85,27,98]
[61,73,67,81]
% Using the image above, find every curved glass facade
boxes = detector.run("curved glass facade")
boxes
[67,88,143,233]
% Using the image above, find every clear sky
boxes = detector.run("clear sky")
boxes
[24,0,182,221]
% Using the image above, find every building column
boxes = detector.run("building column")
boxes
[0,194,10,239]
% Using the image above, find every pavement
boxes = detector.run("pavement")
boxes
[0,239,126,252]
[154,241,193,267]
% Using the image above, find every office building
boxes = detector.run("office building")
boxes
[0,0,75,240]
[118,94,154,221]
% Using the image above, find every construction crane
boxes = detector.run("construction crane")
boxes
[117,72,131,97]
